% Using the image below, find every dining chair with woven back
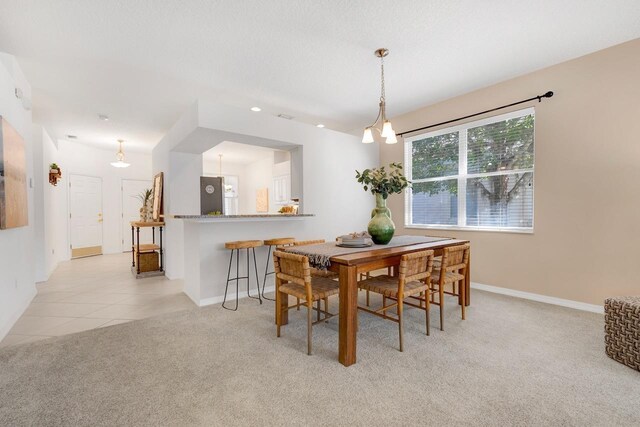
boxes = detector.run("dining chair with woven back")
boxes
[291,239,338,276]
[357,250,435,352]
[292,239,325,246]
[430,244,470,331]
[273,251,339,355]
[291,239,338,312]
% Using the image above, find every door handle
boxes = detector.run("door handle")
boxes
[98,219,103,223]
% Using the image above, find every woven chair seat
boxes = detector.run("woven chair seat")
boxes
[431,269,465,285]
[311,268,338,279]
[279,276,340,301]
[359,275,428,298]
[264,237,295,246]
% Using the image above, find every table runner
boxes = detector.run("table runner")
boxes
[284,235,449,270]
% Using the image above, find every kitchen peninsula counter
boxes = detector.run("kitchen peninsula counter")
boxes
[173,214,314,223]
[175,213,316,305]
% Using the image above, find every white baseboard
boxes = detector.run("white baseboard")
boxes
[471,282,603,314]
[0,287,37,341]
[198,286,275,307]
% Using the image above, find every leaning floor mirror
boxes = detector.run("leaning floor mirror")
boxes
[152,172,163,221]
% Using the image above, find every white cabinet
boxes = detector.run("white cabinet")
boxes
[223,175,239,215]
[273,174,290,204]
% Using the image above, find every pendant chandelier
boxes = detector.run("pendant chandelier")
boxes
[362,48,397,144]
[110,139,131,168]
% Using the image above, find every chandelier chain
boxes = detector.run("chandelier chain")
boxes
[380,54,385,102]
[363,47,396,144]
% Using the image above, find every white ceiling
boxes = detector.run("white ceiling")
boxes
[1,1,639,152]
[203,141,283,165]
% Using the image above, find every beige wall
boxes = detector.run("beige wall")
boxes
[381,39,640,306]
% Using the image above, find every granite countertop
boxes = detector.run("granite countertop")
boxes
[173,214,314,220]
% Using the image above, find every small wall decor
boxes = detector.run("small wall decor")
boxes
[49,163,62,186]
[0,116,28,229]
[256,188,269,213]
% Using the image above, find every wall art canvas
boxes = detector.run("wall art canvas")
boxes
[0,116,28,229]
[256,188,269,213]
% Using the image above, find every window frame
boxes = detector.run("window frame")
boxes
[404,107,535,234]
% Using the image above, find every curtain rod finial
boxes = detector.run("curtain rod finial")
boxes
[544,91,554,98]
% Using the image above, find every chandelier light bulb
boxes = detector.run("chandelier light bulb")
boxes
[362,48,397,144]
[111,140,131,168]
[111,160,130,168]
[381,121,395,138]
[385,132,398,144]
[362,127,374,143]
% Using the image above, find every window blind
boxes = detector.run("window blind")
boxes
[405,108,535,232]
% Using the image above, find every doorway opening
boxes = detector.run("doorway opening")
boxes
[202,141,293,215]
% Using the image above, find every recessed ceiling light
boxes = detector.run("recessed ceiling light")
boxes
[316,124,325,128]
[98,114,109,121]
[250,107,262,112]
[67,135,77,139]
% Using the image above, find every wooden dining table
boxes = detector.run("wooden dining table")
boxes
[283,237,470,367]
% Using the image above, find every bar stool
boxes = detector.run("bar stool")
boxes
[222,240,264,311]
[261,237,296,301]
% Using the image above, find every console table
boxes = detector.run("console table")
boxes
[130,221,164,277]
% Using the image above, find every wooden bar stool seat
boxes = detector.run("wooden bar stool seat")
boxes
[225,240,263,250]
[264,237,295,246]
[222,240,264,310]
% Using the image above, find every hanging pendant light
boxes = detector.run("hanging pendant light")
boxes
[110,139,131,168]
[362,48,397,144]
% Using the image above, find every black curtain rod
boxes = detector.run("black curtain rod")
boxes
[397,90,554,137]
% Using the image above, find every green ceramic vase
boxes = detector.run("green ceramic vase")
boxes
[368,194,395,245]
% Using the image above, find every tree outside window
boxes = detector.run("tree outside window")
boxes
[407,108,534,231]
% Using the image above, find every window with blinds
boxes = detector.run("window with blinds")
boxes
[404,108,534,232]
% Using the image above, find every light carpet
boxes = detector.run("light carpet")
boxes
[1,290,639,426]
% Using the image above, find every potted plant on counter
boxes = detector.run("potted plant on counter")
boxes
[355,162,410,244]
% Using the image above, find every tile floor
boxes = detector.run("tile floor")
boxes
[1,253,195,348]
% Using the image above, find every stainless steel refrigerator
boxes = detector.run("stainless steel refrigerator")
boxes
[200,176,225,215]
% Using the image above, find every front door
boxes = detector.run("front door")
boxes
[121,179,152,251]
[69,174,103,258]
